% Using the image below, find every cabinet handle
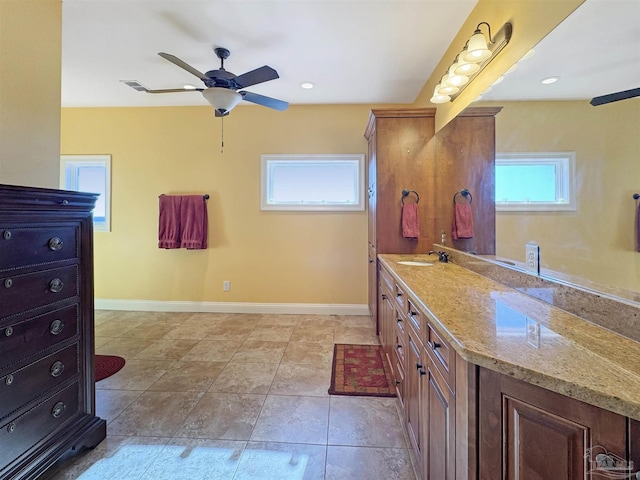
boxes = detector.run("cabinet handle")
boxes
[4,326,13,337]
[381,294,387,300]
[419,369,426,376]
[48,237,63,251]
[396,344,402,350]
[395,379,401,385]
[51,401,66,418]
[429,341,442,350]
[50,320,64,335]
[2,230,11,240]
[396,318,403,324]
[50,361,65,378]
[368,259,374,264]
[409,311,418,317]
[416,363,423,370]
[5,374,14,386]
[4,278,12,288]
[49,278,64,293]
[396,292,403,297]
[6,422,15,433]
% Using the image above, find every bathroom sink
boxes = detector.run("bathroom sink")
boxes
[397,261,433,267]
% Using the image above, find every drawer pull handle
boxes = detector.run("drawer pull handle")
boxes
[5,374,14,386]
[6,422,15,433]
[4,278,12,288]
[52,401,66,418]
[396,292,403,297]
[381,294,387,300]
[409,311,418,317]
[416,363,423,370]
[50,320,64,335]
[50,361,65,377]
[4,326,13,337]
[48,237,63,251]
[419,369,426,376]
[395,379,401,385]
[429,341,442,350]
[49,278,64,293]
[396,344,402,350]
[2,230,11,240]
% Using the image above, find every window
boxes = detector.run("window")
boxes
[60,155,111,231]
[495,152,575,212]
[261,154,365,211]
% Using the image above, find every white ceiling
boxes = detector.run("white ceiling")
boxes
[61,0,640,109]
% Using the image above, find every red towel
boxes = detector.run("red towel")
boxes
[402,203,420,239]
[158,195,181,249]
[180,195,208,250]
[452,203,474,240]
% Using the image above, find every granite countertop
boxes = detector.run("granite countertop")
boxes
[379,254,640,420]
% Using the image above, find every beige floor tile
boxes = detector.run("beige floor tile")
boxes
[125,321,182,339]
[94,319,142,338]
[230,340,288,364]
[334,326,380,345]
[282,341,334,365]
[328,396,407,448]
[204,323,255,342]
[48,435,170,480]
[147,360,227,392]
[96,337,156,359]
[221,313,265,327]
[235,441,327,480]
[257,314,300,326]
[161,321,213,340]
[175,392,266,441]
[208,362,279,394]
[325,445,416,480]
[250,395,330,444]
[133,338,201,361]
[295,315,337,327]
[95,389,143,424]
[290,326,334,343]
[96,359,174,391]
[94,336,116,348]
[270,363,332,397]
[244,325,295,342]
[334,315,374,328]
[181,338,244,362]
[108,391,203,437]
[138,438,246,480]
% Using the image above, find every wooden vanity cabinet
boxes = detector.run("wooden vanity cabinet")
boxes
[479,367,628,480]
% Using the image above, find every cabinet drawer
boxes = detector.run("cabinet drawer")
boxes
[426,323,454,385]
[0,265,78,318]
[0,381,80,471]
[406,299,424,341]
[0,305,79,371]
[0,343,79,420]
[394,329,406,367]
[0,226,78,271]
[394,283,406,311]
[379,265,394,293]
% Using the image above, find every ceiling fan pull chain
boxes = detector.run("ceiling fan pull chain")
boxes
[221,116,224,154]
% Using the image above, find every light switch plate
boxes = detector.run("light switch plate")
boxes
[525,243,540,275]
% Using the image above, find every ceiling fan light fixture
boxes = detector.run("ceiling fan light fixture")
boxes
[202,87,242,115]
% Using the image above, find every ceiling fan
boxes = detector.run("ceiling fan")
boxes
[590,87,640,106]
[123,47,289,116]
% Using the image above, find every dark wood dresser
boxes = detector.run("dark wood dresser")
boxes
[0,184,106,480]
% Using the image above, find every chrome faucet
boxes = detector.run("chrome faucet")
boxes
[428,251,450,263]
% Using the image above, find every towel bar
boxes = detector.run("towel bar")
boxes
[453,189,472,204]
[401,189,419,204]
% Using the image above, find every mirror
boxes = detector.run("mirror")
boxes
[474,0,640,302]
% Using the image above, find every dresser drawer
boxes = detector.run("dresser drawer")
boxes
[426,323,454,387]
[0,226,78,271]
[406,298,424,342]
[0,381,80,471]
[0,343,79,420]
[0,305,79,371]
[0,265,78,318]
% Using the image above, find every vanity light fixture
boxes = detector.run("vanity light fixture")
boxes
[430,21,512,104]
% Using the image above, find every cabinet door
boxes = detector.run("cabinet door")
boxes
[479,367,628,480]
[378,290,394,367]
[406,331,423,459]
[423,352,455,480]
[368,246,377,330]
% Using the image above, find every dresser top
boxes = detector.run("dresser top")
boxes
[0,184,97,210]
[379,254,640,420]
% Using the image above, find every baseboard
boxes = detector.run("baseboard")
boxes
[94,299,369,316]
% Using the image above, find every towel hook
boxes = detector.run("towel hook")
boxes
[634,193,639,200]
[453,189,472,204]
[401,189,420,204]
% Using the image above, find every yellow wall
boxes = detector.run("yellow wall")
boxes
[492,99,640,294]
[0,0,61,188]
[413,0,583,131]
[61,104,375,305]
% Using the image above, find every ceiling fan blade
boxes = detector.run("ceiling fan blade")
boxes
[590,87,640,106]
[234,66,279,89]
[145,88,204,94]
[240,91,288,111]
[158,52,208,81]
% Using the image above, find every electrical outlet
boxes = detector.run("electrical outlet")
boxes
[223,281,231,292]
[525,243,540,275]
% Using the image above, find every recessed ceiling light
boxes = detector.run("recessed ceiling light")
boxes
[541,76,560,85]
[300,81,315,89]
[183,84,197,90]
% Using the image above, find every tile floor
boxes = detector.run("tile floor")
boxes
[49,311,418,480]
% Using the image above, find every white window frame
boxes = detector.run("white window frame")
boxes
[495,152,576,212]
[260,154,365,212]
[60,155,111,231]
